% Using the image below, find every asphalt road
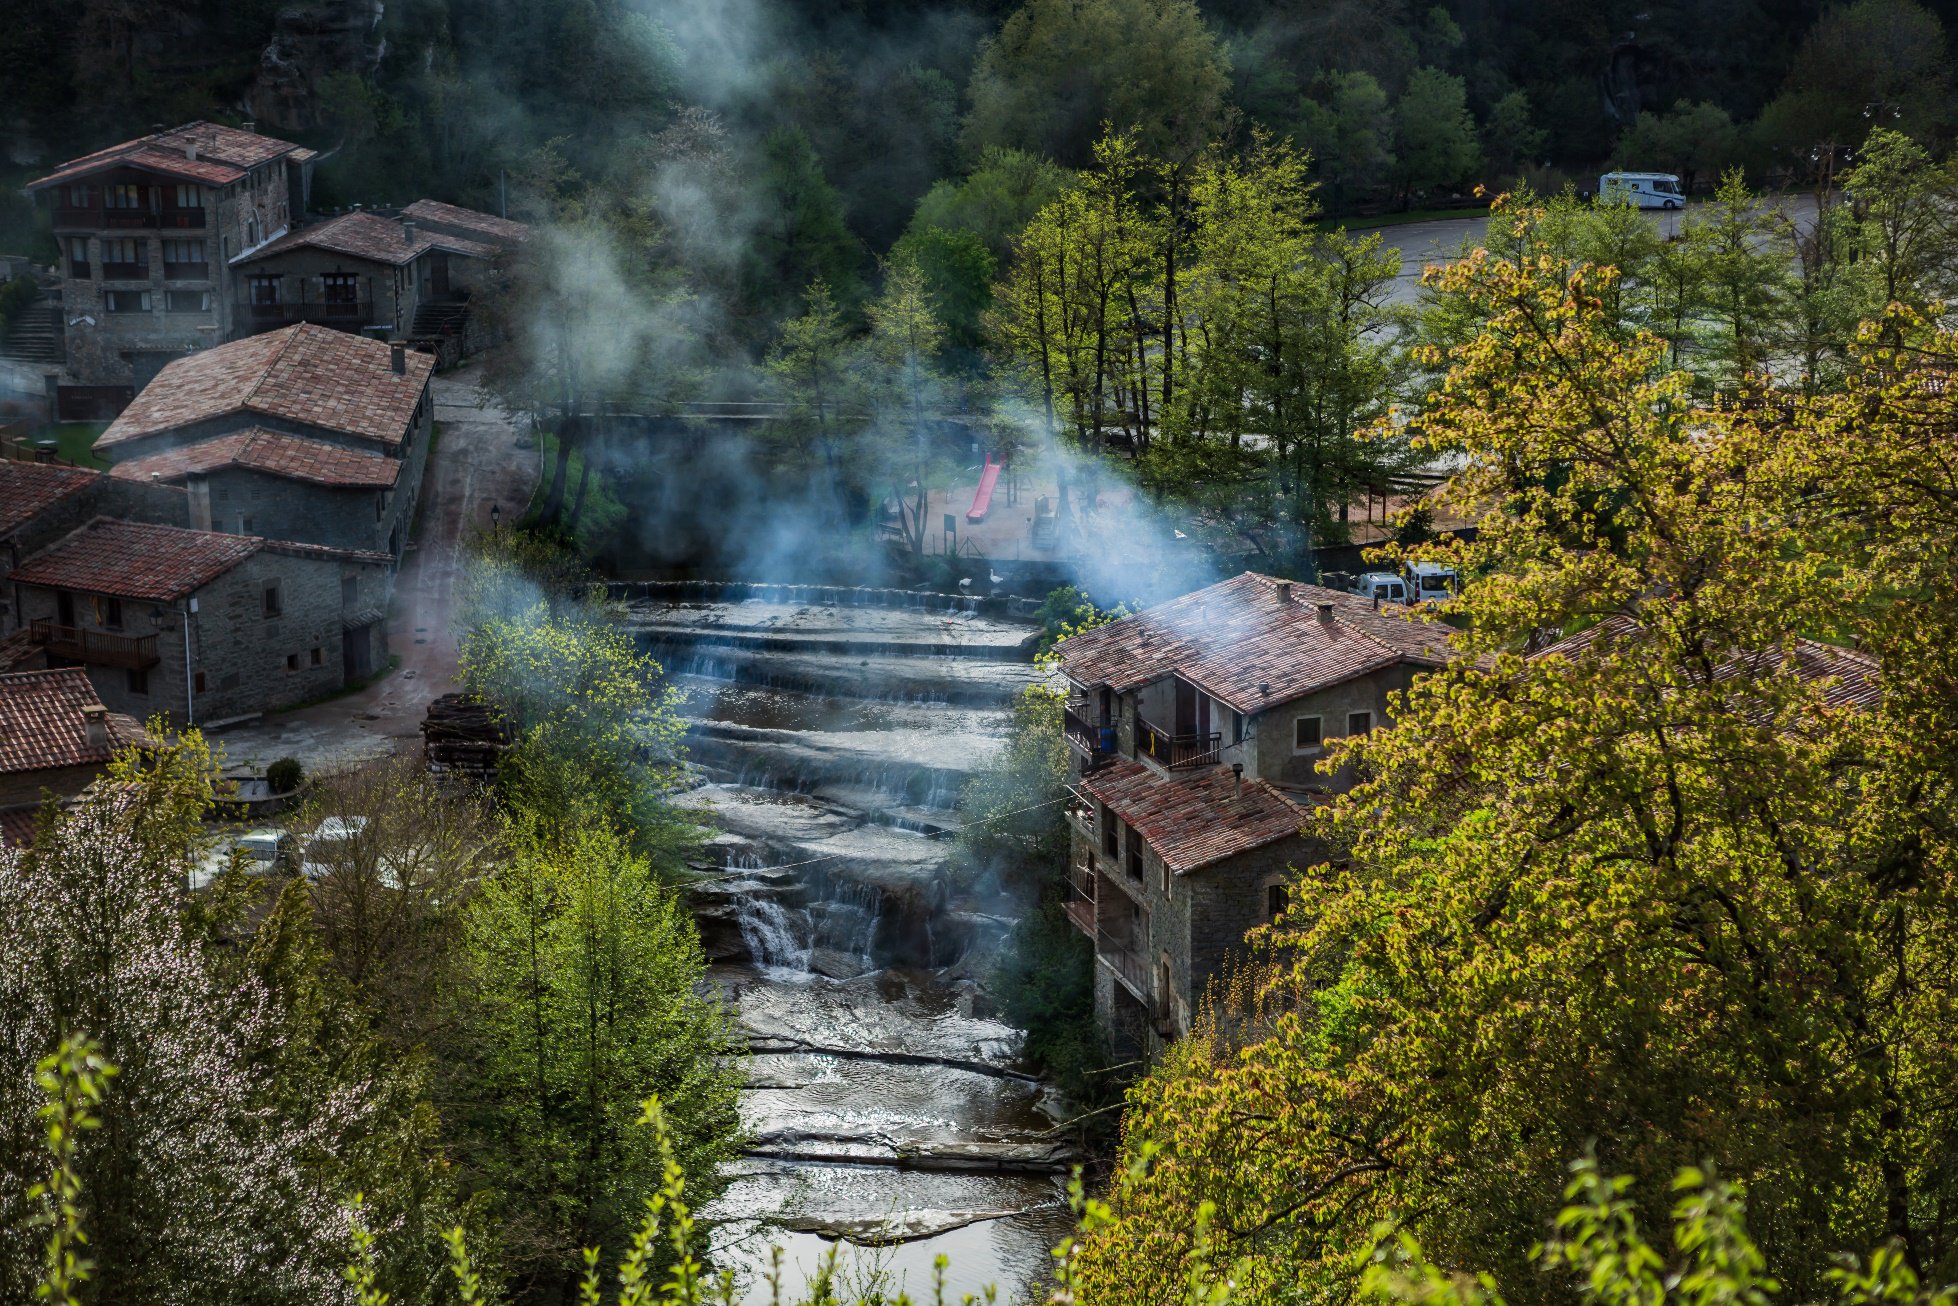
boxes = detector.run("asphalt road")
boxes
[1363,192,1823,307]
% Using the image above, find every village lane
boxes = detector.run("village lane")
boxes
[212,363,536,774]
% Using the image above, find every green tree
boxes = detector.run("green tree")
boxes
[904,146,1073,265]
[446,816,740,1303]
[741,128,864,333]
[1480,88,1545,185]
[1391,67,1480,206]
[961,0,1231,168]
[864,255,949,557]
[889,224,999,360]
[1294,71,1395,214]
[1614,100,1740,194]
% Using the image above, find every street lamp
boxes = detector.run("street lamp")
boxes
[490,502,500,536]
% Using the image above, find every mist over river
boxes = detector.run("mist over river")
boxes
[627,589,1074,1302]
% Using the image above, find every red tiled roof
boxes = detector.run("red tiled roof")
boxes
[262,539,394,567]
[109,427,401,489]
[100,324,432,451]
[400,199,531,247]
[239,210,499,268]
[1057,572,1458,713]
[1082,759,1314,874]
[29,121,310,190]
[0,462,100,537]
[9,518,261,600]
[1531,617,1884,712]
[0,667,146,775]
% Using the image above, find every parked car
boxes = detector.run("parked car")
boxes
[299,815,370,881]
[189,829,293,890]
[1403,562,1459,603]
[1354,571,1408,604]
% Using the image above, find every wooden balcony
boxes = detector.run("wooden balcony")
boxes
[1137,715,1222,771]
[1096,927,1151,1002]
[1063,864,1096,938]
[1063,702,1115,771]
[30,620,159,669]
[242,299,371,329]
[53,207,205,231]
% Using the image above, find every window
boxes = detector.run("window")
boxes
[246,215,259,247]
[239,516,253,534]
[97,596,122,630]
[194,671,207,694]
[321,273,359,304]
[101,238,145,271]
[262,582,282,619]
[103,289,149,312]
[173,185,203,208]
[309,647,323,667]
[1126,832,1143,882]
[67,238,90,278]
[127,667,149,696]
[286,653,300,671]
[162,238,205,264]
[1267,883,1287,921]
[1159,856,1171,897]
[1102,811,1118,858]
[66,185,93,208]
[1294,716,1323,752]
[105,184,144,210]
[1347,711,1373,737]
[249,276,280,305]
[165,290,210,313]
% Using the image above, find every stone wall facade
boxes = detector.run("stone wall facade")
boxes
[10,546,390,727]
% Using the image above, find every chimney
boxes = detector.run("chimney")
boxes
[1316,601,1335,622]
[1274,581,1292,604]
[1231,762,1244,788]
[185,142,198,162]
[402,220,417,245]
[81,704,109,750]
[242,120,257,134]
[390,342,406,375]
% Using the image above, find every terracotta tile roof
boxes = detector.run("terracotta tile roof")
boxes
[29,121,308,190]
[1532,618,1884,712]
[0,668,146,775]
[0,462,100,537]
[99,324,432,451]
[109,427,401,489]
[239,210,499,268]
[400,199,531,247]
[1082,759,1314,874]
[10,518,261,600]
[262,539,394,568]
[1057,572,1459,713]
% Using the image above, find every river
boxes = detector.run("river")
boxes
[623,584,1074,1304]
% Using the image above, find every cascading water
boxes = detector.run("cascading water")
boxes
[649,593,1073,1304]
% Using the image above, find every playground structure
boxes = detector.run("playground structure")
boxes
[966,453,1004,523]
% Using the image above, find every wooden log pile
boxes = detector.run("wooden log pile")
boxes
[421,694,510,781]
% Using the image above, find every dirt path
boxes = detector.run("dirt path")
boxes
[213,364,536,774]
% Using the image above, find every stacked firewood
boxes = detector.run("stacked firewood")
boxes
[421,694,510,781]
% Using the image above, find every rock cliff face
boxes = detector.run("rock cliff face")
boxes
[248,0,387,132]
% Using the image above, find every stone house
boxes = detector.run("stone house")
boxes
[94,323,436,560]
[6,517,393,728]
[0,667,147,845]
[25,121,316,409]
[0,666,147,847]
[0,461,192,638]
[1053,571,1461,1053]
[232,201,525,350]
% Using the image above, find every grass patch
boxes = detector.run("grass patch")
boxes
[40,422,111,469]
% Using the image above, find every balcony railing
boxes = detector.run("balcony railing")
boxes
[1096,927,1150,1002]
[1137,715,1222,771]
[1063,702,1116,771]
[30,620,159,669]
[100,262,148,281]
[242,299,371,329]
[1063,864,1096,938]
[53,208,206,231]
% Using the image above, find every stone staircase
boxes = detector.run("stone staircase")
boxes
[410,300,470,340]
[0,302,64,365]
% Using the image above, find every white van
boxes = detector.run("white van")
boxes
[1403,562,1458,603]
[1599,171,1684,210]
[1354,572,1407,605]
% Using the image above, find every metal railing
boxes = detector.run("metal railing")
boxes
[1062,703,1116,770]
[1095,927,1150,1001]
[30,620,159,669]
[1136,715,1222,770]
[1063,866,1096,937]
[54,208,206,230]
[243,299,370,328]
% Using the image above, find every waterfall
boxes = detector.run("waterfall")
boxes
[737,892,814,973]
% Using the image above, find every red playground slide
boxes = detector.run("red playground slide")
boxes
[966,454,1003,523]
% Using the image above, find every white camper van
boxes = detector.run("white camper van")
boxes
[1598,171,1684,210]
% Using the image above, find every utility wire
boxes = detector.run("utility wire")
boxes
[715,793,1075,875]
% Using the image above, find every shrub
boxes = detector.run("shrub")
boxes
[265,757,305,795]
